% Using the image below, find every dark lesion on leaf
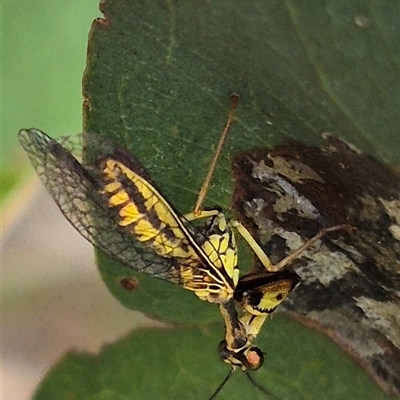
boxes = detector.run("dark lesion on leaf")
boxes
[120,277,140,291]
[231,134,400,397]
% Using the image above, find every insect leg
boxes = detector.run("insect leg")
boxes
[230,219,274,271]
[231,219,354,272]
[182,209,220,222]
[271,224,355,272]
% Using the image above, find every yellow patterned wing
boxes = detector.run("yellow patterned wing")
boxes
[18,129,235,303]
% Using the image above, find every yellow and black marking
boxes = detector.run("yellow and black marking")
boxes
[216,269,300,375]
[234,269,300,338]
[99,158,239,303]
[18,125,352,399]
[210,224,350,399]
[215,223,351,380]
[18,128,238,305]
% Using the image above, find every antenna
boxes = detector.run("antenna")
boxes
[207,370,233,400]
[207,369,282,400]
[193,93,240,215]
[245,371,281,400]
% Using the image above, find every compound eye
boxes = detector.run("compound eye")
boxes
[218,341,265,371]
[245,347,264,371]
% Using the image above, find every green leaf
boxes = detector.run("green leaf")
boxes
[83,0,399,322]
[34,316,391,400]
[39,0,398,399]
[96,252,222,324]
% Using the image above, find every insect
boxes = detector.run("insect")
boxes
[18,94,353,399]
[212,223,353,399]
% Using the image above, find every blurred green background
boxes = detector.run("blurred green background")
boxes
[2,3,145,400]
[2,0,100,201]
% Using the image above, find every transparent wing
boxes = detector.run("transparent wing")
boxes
[18,128,186,283]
